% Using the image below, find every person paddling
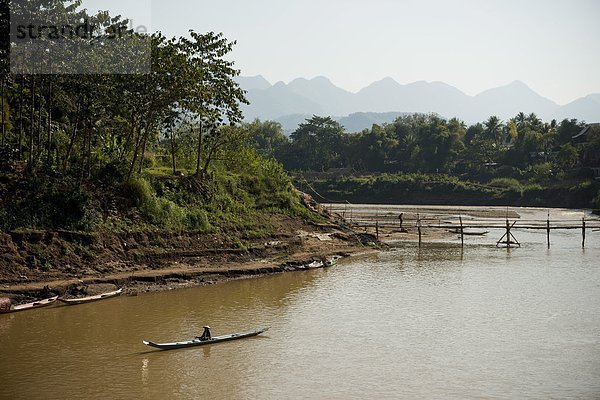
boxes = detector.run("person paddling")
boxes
[198,326,212,341]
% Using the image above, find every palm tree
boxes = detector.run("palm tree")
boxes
[515,112,526,130]
[527,113,542,131]
[484,115,504,147]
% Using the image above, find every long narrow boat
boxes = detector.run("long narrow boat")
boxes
[0,296,59,314]
[58,288,123,305]
[449,228,490,236]
[143,327,270,350]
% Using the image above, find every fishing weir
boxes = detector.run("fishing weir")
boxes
[323,204,600,249]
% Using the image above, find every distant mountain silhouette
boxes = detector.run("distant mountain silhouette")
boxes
[274,112,413,134]
[274,114,313,133]
[471,80,559,122]
[336,112,412,133]
[356,78,469,118]
[552,94,600,122]
[238,75,600,132]
[243,81,324,120]
[234,75,272,91]
[286,76,356,116]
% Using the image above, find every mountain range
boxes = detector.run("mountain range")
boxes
[235,75,600,133]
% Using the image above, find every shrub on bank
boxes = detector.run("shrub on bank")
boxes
[488,177,523,194]
[590,190,600,214]
[0,175,93,231]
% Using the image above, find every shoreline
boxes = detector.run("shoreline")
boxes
[1,248,376,297]
[5,204,596,305]
[0,215,381,303]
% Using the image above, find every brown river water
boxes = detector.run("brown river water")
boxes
[1,208,599,399]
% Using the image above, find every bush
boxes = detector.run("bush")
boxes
[0,207,8,231]
[530,162,554,182]
[124,177,182,229]
[1,176,92,231]
[593,191,600,214]
[94,159,129,185]
[124,177,154,208]
[0,145,19,169]
[142,152,157,169]
[488,177,523,193]
[570,181,600,208]
[186,207,211,232]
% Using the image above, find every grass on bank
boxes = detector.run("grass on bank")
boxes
[0,149,321,233]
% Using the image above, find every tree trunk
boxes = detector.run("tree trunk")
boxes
[194,122,202,176]
[28,75,35,170]
[63,101,81,172]
[128,120,146,179]
[86,117,92,179]
[46,76,52,166]
[36,76,43,163]
[1,78,5,146]
[77,117,88,184]
[138,122,151,175]
[201,143,218,176]
[17,75,24,160]
[169,125,177,174]
[119,115,137,161]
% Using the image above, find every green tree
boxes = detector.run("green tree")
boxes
[177,31,248,176]
[247,119,289,158]
[287,116,346,171]
[555,143,579,172]
[484,116,504,148]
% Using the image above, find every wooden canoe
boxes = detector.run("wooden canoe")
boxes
[59,288,123,305]
[143,327,270,351]
[0,296,59,314]
[449,229,490,236]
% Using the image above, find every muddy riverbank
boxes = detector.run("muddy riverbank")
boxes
[0,214,379,304]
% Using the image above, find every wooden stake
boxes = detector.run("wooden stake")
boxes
[547,212,551,249]
[496,219,520,248]
[582,217,586,249]
[459,216,464,248]
[417,213,422,247]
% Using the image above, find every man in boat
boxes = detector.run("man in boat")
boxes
[197,326,212,341]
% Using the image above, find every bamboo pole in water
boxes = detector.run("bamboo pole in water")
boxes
[417,214,422,247]
[459,216,464,248]
[582,217,586,249]
[547,212,551,249]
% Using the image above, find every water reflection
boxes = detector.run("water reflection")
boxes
[141,358,149,385]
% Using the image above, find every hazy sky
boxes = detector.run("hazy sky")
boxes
[81,0,600,105]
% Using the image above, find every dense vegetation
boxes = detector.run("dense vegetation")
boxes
[247,114,600,208]
[1,1,598,234]
[0,0,313,232]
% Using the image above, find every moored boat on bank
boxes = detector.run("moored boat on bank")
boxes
[59,288,123,305]
[0,296,59,314]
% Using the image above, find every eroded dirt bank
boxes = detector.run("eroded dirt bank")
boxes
[0,215,378,304]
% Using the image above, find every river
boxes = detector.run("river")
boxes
[1,208,599,399]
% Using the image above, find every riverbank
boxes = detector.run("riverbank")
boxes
[0,213,379,304]
[300,174,600,209]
